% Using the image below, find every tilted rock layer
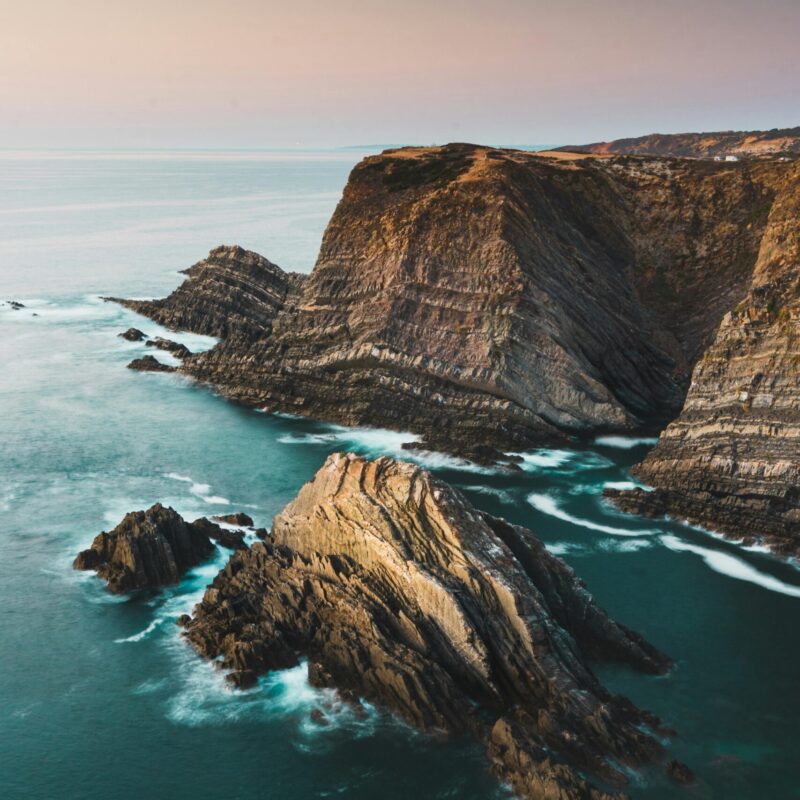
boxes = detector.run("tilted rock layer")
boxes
[74,503,220,592]
[609,162,800,556]
[184,453,675,799]
[119,144,799,551]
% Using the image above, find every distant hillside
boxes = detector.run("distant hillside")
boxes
[557,127,800,158]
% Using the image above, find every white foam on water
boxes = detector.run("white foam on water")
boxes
[603,481,641,491]
[660,535,800,598]
[528,493,655,537]
[509,449,574,470]
[278,432,339,445]
[0,295,122,324]
[115,616,165,643]
[597,538,653,553]
[594,436,659,449]
[164,472,230,505]
[465,485,515,504]
[544,542,586,556]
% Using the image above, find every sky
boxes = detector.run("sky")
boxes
[1,0,798,149]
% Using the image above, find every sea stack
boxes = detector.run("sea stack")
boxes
[182,453,680,798]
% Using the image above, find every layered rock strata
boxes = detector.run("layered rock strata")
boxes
[182,453,678,799]
[608,162,800,555]
[118,144,798,550]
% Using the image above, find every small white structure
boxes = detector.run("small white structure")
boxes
[725,155,739,162]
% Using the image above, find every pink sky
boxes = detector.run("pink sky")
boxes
[1,0,798,147]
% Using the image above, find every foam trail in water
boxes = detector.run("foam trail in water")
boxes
[464,485,515,504]
[528,493,655,537]
[115,616,165,643]
[164,472,230,505]
[594,436,659,449]
[660,535,800,598]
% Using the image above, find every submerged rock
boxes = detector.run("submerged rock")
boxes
[126,355,175,372]
[183,453,676,798]
[118,327,146,341]
[73,503,216,593]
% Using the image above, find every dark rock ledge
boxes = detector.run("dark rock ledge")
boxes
[180,452,687,799]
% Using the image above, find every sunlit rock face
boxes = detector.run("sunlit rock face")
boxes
[182,452,675,799]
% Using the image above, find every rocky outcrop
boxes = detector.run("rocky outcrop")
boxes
[118,143,798,550]
[558,127,800,159]
[113,245,304,341]
[183,453,678,798]
[119,146,789,457]
[145,337,191,359]
[608,162,800,556]
[119,327,146,341]
[211,512,254,527]
[126,355,175,373]
[74,504,216,592]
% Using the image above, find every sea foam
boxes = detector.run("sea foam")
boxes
[528,493,655,537]
[594,436,659,449]
[660,535,800,598]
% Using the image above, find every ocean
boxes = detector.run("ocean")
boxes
[1,149,798,799]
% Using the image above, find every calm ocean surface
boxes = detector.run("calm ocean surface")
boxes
[1,150,798,799]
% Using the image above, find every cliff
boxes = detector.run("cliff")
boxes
[182,453,678,799]
[118,143,799,553]
[608,162,800,556]
[119,146,784,455]
[557,127,800,159]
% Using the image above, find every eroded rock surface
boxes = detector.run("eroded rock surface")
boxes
[183,453,676,798]
[117,144,799,551]
[127,355,175,373]
[609,162,800,556]
[74,503,216,592]
[145,337,191,359]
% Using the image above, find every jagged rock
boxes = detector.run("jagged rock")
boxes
[183,453,675,799]
[211,512,254,527]
[73,503,216,593]
[8,300,25,310]
[191,517,248,551]
[145,337,191,358]
[253,527,269,540]
[118,327,146,341]
[126,355,175,372]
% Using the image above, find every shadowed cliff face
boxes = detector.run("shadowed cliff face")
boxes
[609,162,800,556]
[182,453,675,800]
[118,143,798,551]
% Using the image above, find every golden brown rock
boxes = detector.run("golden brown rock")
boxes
[183,453,675,799]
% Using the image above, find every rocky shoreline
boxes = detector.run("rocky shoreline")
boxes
[114,142,799,555]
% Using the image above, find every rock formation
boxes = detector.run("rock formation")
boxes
[607,161,800,556]
[74,504,217,592]
[126,355,175,372]
[116,143,799,552]
[182,453,679,799]
[557,126,800,159]
[145,337,191,359]
[119,327,146,341]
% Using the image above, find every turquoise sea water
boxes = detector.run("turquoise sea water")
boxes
[1,150,799,800]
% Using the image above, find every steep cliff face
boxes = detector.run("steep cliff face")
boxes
[183,453,676,799]
[121,145,784,460]
[118,144,798,550]
[558,127,800,158]
[609,162,800,555]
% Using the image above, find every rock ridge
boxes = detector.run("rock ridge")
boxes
[182,452,678,799]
